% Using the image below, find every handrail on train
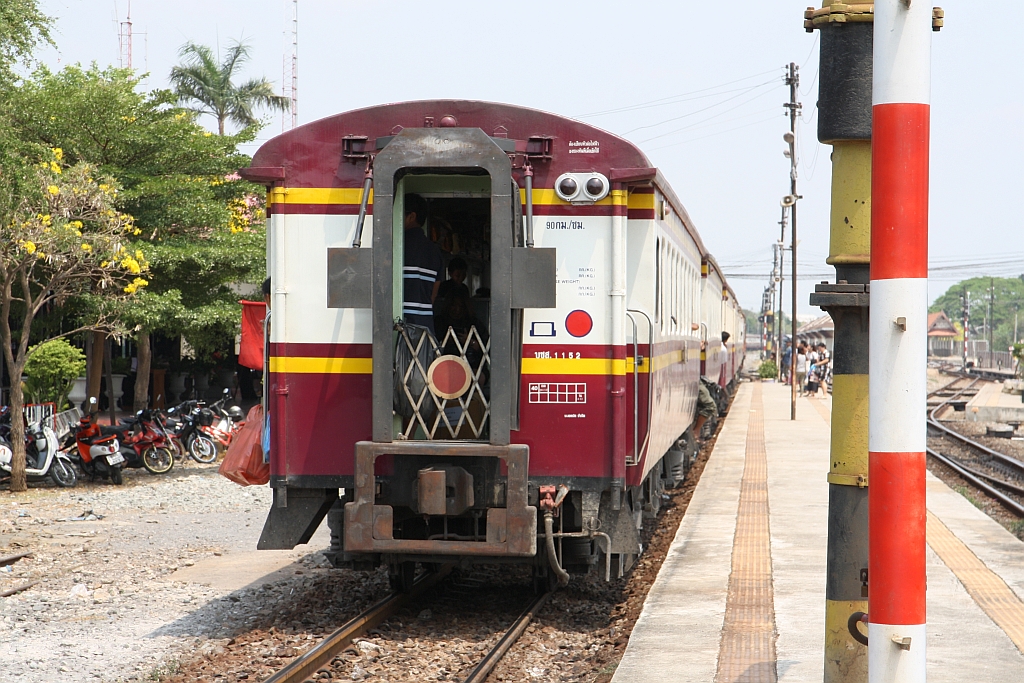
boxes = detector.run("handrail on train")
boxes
[626,309,655,466]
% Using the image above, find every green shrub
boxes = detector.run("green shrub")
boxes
[758,359,778,379]
[23,339,87,410]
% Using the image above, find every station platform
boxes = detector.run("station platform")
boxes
[966,380,1024,424]
[612,381,1024,683]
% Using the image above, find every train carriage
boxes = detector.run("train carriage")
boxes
[242,100,745,586]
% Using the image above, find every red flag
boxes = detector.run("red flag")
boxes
[239,300,267,370]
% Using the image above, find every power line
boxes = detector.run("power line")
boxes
[628,78,781,138]
[574,68,781,118]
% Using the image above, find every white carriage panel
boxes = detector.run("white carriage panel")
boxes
[269,213,373,345]
[625,218,656,343]
[523,215,612,345]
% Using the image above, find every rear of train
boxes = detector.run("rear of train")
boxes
[242,101,745,586]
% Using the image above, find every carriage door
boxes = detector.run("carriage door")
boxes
[330,127,554,446]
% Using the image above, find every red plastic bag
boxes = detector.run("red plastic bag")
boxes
[219,404,269,486]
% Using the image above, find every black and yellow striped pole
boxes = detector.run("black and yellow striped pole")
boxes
[805,3,873,681]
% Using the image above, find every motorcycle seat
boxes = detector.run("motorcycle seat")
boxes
[100,425,130,437]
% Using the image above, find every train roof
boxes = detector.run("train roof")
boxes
[244,99,738,303]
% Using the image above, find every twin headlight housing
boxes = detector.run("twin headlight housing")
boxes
[554,172,610,205]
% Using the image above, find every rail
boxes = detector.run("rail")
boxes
[927,374,1024,518]
[461,591,552,683]
[262,567,450,683]
[625,309,654,466]
[262,566,551,683]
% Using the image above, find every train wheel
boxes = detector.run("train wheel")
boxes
[388,561,416,593]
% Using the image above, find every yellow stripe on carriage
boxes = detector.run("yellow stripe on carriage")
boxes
[269,356,373,374]
[267,187,658,210]
[521,351,681,376]
[522,358,626,376]
[267,187,372,205]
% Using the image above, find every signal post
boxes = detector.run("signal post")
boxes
[805,3,874,680]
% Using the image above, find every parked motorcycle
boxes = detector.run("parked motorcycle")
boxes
[103,409,175,475]
[161,401,218,464]
[65,397,126,484]
[0,407,77,487]
[198,389,245,454]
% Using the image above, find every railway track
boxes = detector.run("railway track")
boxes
[926,372,1024,518]
[262,567,551,683]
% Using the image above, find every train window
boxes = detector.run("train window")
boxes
[655,237,661,327]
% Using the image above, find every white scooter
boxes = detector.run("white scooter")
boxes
[0,413,77,488]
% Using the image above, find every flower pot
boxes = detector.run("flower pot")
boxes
[166,372,186,401]
[110,374,127,405]
[68,377,88,406]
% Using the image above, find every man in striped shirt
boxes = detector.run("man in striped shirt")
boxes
[402,193,443,335]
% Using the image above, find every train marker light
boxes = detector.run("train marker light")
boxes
[554,173,610,204]
[565,310,593,338]
[557,176,578,200]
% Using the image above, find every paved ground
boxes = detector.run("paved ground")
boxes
[613,381,1024,682]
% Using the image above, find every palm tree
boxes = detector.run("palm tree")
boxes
[170,40,289,135]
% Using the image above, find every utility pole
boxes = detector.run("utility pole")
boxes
[777,211,787,376]
[784,62,801,420]
[963,289,970,369]
[989,278,995,368]
[805,2,875,678]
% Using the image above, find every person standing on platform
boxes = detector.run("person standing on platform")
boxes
[781,340,793,384]
[402,193,443,335]
[795,343,809,396]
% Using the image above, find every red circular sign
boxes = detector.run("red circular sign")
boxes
[565,310,593,338]
[427,355,473,399]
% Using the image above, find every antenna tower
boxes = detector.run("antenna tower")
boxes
[118,1,133,70]
[282,0,298,130]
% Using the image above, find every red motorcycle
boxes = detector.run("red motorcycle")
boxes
[66,398,125,485]
[103,408,175,475]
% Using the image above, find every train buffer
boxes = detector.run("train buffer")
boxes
[612,381,1024,682]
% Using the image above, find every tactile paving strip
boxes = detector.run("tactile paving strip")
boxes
[715,383,778,683]
[806,396,831,424]
[926,510,1024,653]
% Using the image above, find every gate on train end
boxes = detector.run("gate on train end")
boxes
[326,127,556,558]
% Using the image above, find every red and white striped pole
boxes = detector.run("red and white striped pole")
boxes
[870,1,932,681]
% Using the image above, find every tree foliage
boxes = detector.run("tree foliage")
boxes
[930,276,1024,352]
[3,65,266,360]
[0,0,52,76]
[170,40,289,135]
[24,338,86,408]
[0,151,145,490]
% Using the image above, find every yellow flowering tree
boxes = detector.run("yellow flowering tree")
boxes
[0,149,146,491]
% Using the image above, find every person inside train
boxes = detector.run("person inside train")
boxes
[437,256,469,300]
[441,288,489,375]
[434,257,470,335]
[402,193,444,335]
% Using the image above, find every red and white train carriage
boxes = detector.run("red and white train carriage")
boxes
[242,100,744,586]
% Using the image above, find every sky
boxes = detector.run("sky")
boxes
[35,1,1023,319]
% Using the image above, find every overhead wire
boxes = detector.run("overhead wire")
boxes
[574,68,781,118]
[628,78,782,138]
